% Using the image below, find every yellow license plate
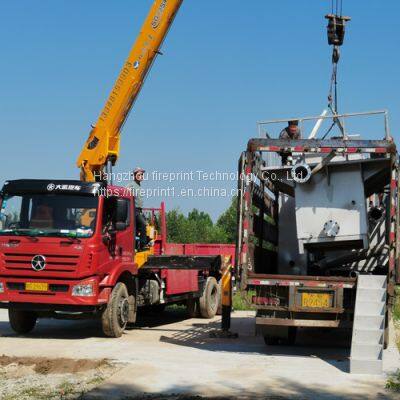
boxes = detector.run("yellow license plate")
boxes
[301,293,331,308]
[25,282,49,292]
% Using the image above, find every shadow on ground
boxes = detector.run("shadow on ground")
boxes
[158,313,352,373]
[134,306,192,330]
[82,377,393,400]
[0,306,192,340]
[0,307,351,372]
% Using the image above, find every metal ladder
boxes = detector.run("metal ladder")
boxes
[350,275,387,374]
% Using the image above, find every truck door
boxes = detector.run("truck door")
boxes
[103,196,134,263]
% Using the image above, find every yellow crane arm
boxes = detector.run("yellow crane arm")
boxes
[77,0,183,182]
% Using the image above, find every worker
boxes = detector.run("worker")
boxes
[279,120,302,140]
[279,120,302,165]
[127,167,148,249]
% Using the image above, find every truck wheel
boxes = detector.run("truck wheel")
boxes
[186,298,199,318]
[101,282,130,338]
[264,328,297,346]
[263,335,280,346]
[8,309,37,334]
[151,304,166,314]
[199,277,219,319]
[287,327,297,345]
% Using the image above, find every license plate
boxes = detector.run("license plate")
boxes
[25,282,49,292]
[301,292,331,308]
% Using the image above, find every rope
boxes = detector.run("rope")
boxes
[331,1,345,21]
[324,0,347,138]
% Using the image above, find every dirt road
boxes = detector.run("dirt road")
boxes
[0,308,399,399]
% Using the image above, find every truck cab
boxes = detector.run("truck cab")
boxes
[0,179,222,337]
[0,179,140,335]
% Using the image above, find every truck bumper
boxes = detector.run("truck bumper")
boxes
[0,276,110,307]
[0,302,99,314]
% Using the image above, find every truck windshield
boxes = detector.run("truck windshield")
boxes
[0,194,98,238]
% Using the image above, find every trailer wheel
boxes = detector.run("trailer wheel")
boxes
[8,308,37,334]
[263,327,296,346]
[263,335,280,346]
[199,277,219,319]
[150,304,166,314]
[287,327,297,345]
[101,282,130,338]
[186,298,199,318]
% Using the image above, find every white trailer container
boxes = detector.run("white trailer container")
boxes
[236,111,399,373]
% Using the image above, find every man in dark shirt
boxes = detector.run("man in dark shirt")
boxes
[279,120,301,165]
[127,167,148,249]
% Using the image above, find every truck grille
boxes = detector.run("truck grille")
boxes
[3,253,79,273]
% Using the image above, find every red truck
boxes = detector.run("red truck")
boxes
[0,179,234,337]
[0,1,240,338]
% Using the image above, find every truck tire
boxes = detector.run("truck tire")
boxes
[8,309,37,334]
[150,304,166,314]
[199,277,219,319]
[263,327,296,346]
[287,327,297,345]
[263,335,280,346]
[186,298,199,318]
[101,282,130,338]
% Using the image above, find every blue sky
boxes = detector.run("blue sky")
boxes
[1,0,399,219]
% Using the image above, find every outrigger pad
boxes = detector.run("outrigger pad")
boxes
[142,255,221,272]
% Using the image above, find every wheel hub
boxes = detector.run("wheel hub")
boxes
[118,297,130,326]
[210,287,218,310]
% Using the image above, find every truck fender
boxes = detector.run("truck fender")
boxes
[99,263,138,288]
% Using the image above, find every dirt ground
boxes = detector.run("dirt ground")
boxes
[0,355,117,400]
[0,307,399,400]
[0,355,108,375]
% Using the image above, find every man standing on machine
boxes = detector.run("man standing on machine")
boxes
[127,167,148,249]
[279,120,302,165]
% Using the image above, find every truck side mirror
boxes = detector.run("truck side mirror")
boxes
[115,222,127,231]
[115,198,128,231]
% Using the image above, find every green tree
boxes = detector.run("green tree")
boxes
[165,197,238,244]
[166,208,187,243]
[216,196,238,243]
[187,209,212,243]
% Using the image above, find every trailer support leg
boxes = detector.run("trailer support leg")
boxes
[210,257,238,339]
[221,262,232,331]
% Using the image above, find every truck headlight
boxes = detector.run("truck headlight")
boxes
[0,282,4,293]
[72,283,94,297]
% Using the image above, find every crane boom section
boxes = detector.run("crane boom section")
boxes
[77,0,183,181]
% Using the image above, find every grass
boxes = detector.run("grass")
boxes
[393,286,400,322]
[58,380,79,398]
[86,374,106,386]
[0,367,109,400]
[393,286,400,352]
[3,386,50,400]
[167,291,256,311]
[386,370,400,392]
[386,286,400,393]
[232,291,255,311]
